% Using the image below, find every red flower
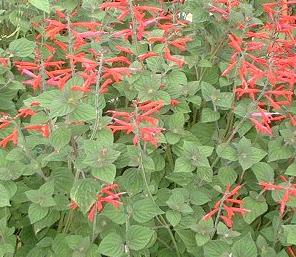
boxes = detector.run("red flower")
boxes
[16,108,36,118]
[104,56,131,66]
[260,178,296,217]
[203,185,249,228]
[69,201,78,210]
[170,99,180,106]
[138,52,158,61]
[69,184,123,222]
[115,45,134,55]
[0,129,18,148]
[24,124,50,138]
[0,121,10,130]
[164,47,184,68]
[88,184,123,222]
[108,101,165,146]
[0,57,9,67]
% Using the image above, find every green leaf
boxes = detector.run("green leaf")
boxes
[167,70,187,87]
[98,232,124,257]
[201,83,217,101]
[166,172,194,186]
[70,179,98,214]
[217,167,237,186]
[235,137,267,171]
[174,157,195,172]
[69,103,96,121]
[166,190,193,214]
[28,0,50,13]
[190,188,211,205]
[195,233,210,247]
[102,204,126,225]
[133,198,164,223]
[252,162,274,182]
[216,143,238,161]
[91,164,116,184]
[175,229,199,255]
[196,166,213,182]
[202,67,219,84]
[166,210,181,226]
[25,181,56,208]
[201,108,220,123]
[216,92,233,109]
[49,167,74,193]
[126,225,154,251]
[28,203,49,224]
[190,122,215,145]
[243,196,268,224]
[285,162,296,176]
[268,138,294,162]
[40,180,55,196]
[232,233,257,257]
[283,225,296,245]
[0,184,11,207]
[50,127,71,150]
[34,209,60,233]
[1,181,17,199]
[181,141,213,168]
[9,38,35,57]
[204,240,230,257]
[199,59,212,68]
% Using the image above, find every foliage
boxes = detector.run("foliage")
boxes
[0,0,296,256]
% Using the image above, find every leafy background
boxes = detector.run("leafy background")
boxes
[0,0,295,257]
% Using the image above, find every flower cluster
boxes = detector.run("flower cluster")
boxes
[0,106,49,148]
[209,0,239,19]
[11,1,191,94]
[70,184,123,222]
[260,176,296,217]
[218,0,296,135]
[108,100,165,146]
[203,185,249,227]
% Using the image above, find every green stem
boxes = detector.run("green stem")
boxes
[90,54,104,140]
[166,145,175,172]
[137,145,181,257]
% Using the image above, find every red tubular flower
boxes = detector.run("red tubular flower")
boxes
[16,108,36,118]
[138,52,158,61]
[70,184,123,222]
[71,86,91,92]
[168,37,192,52]
[102,67,133,82]
[99,79,113,94]
[216,0,296,136]
[69,201,78,210]
[203,184,249,228]
[0,120,10,130]
[288,246,296,257]
[24,124,50,138]
[228,34,243,53]
[30,101,40,106]
[88,184,123,222]
[115,45,134,55]
[164,47,184,68]
[170,99,180,106]
[147,37,166,43]
[249,117,272,136]
[45,19,67,40]
[0,57,9,67]
[209,0,239,19]
[104,56,131,66]
[108,101,164,146]
[260,178,296,217]
[0,129,18,148]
